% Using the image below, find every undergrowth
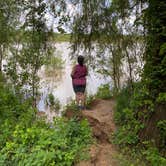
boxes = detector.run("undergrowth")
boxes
[96,83,113,99]
[114,82,166,166]
[0,117,92,166]
[0,77,92,166]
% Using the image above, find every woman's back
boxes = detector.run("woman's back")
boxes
[72,64,87,85]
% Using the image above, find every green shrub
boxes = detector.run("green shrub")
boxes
[0,117,92,166]
[45,55,64,71]
[96,84,112,99]
[157,92,166,103]
[157,120,166,148]
[86,95,96,109]
[113,83,146,146]
[116,151,147,166]
[47,93,61,111]
[113,108,144,146]
[65,100,78,111]
[114,85,131,125]
[113,81,165,165]
[0,81,35,127]
[142,145,166,166]
[0,83,36,151]
[0,81,92,166]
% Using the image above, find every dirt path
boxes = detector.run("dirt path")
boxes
[76,99,119,166]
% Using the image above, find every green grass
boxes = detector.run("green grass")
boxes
[53,33,71,42]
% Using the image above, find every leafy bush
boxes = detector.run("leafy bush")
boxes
[143,147,166,166]
[0,79,35,126]
[86,95,96,109]
[64,100,78,112]
[113,108,144,145]
[0,80,92,166]
[46,93,61,111]
[142,143,166,166]
[116,151,147,166]
[0,117,92,166]
[113,83,148,146]
[114,86,131,124]
[0,81,36,150]
[45,55,64,71]
[157,120,166,148]
[114,81,166,164]
[157,92,166,103]
[96,84,112,99]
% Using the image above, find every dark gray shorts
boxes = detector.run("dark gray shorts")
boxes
[73,85,86,93]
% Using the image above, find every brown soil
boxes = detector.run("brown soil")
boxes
[65,99,119,166]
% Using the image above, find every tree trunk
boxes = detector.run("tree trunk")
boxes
[0,46,3,73]
[110,46,118,91]
[32,67,38,108]
[126,49,133,90]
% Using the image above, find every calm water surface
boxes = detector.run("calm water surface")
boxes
[37,43,111,114]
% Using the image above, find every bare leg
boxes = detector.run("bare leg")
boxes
[75,92,86,110]
[76,92,81,106]
[79,92,86,108]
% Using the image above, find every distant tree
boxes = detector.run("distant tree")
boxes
[0,0,18,73]
[70,0,145,91]
[2,0,71,107]
[5,0,53,107]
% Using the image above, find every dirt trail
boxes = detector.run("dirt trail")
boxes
[76,99,119,166]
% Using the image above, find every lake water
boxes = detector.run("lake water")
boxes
[2,42,143,120]
[37,43,112,115]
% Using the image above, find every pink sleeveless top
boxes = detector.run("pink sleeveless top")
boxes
[72,65,87,85]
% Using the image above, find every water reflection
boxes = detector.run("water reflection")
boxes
[37,43,111,115]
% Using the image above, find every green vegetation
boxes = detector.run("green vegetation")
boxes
[53,33,71,42]
[45,53,65,77]
[64,100,79,113]
[0,0,166,165]
[46,93,61,111]
[0,77,92,165]
[86,95,96,109]
[114,83,166,165]
[96,84,113,99]
[114,83,144,145]
[46,54,64,70]
[71,0,166,165]
[116,144,166,166]
[0,118,92,166]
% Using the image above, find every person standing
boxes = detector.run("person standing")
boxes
[71,56,88,110]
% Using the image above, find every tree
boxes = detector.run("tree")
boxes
[70,0,145,90]
[0,0,17,73]
[5,0,53,107]
[138,0,166,146]
[143,0,166,99]
[2,0,70,107]
[70,0,166,146]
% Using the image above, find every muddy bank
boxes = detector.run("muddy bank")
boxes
[65,99,119,166]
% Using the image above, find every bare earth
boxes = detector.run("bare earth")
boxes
[76,99,119,166]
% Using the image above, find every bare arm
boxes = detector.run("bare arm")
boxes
[71,66,75,78]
